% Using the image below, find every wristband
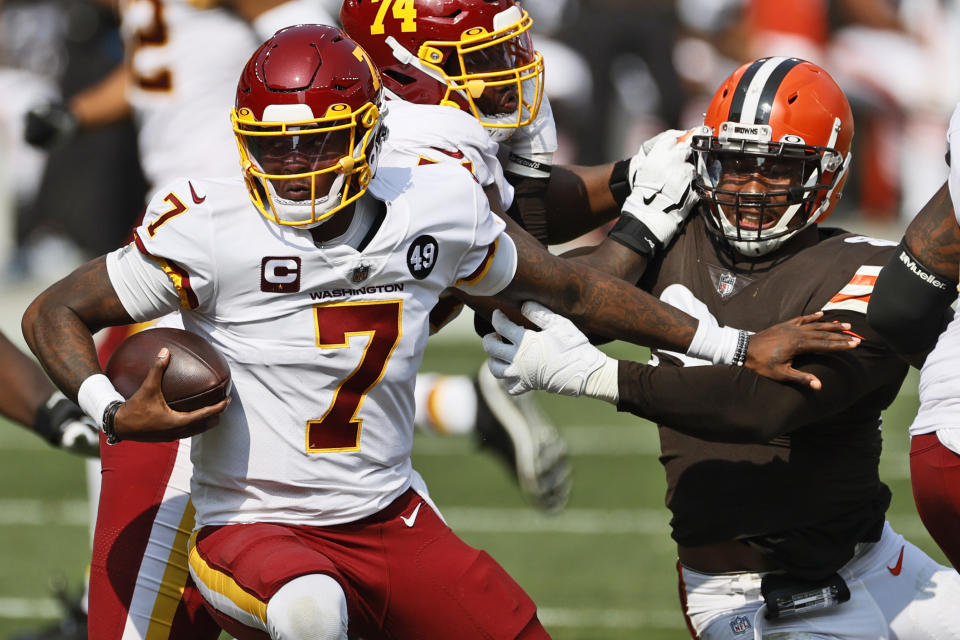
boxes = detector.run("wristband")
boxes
[608,158,632,207]
[732,330,751,367]
[608,214,661,258]
[102,400,124,445]
[504,152,553,179]
[77,374,125,430]
[686,322,744,365]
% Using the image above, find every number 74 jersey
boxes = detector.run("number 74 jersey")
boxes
[105,164,517,528]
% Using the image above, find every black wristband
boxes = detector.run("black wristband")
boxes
[507,152,553,176]
[102,400,124,445]
[608,158,632,207]
[607,214,662,258]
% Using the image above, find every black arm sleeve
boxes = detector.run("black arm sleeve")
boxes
[505,172,550,244]
[867,240,956,356]
[616,313,907,442]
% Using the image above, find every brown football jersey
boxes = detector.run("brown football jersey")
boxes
[619,216,908,579]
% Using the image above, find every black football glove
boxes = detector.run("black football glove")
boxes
[24,101,78,150]
[33,391,100,457]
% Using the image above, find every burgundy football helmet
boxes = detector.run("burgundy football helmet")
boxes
[232,24,385,227]
[340,0,543,140]
[691,57,853,256]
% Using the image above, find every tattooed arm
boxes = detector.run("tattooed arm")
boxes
[22,256,226,441]
[903,182,960,277]
[475,215,857,388]
[868,181,959,365]
[22,257,129,398]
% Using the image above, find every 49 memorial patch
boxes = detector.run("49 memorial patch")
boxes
[408,235,438,280]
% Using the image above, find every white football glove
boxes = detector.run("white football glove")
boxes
[503,94,558,178]
[482,302,619,403]
[622,128,699,249]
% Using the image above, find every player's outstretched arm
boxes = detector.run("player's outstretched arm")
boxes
[0,331,100,456]
[483,303,897,441]
[22,257,227,442]
[868,181,959,365]
[496,219,698,352]
[0,330,57,427]
[492,218,858,387]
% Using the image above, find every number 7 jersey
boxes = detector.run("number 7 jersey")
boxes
[105,162,517,527]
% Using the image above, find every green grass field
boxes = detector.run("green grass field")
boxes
[0,338,943,640]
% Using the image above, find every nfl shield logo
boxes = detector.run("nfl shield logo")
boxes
[718,272,736,298]
[351,264,370,283]
[729,615,752,635]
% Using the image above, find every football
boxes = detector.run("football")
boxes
[104,327,231,412]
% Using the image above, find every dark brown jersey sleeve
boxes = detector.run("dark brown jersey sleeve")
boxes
[617,310,908,442]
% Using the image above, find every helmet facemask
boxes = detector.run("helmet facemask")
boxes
[233,100,384,229]
[692,122,848,257]
[388,5,544,141]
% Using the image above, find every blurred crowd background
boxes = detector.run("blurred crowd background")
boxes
[0,0,958,283]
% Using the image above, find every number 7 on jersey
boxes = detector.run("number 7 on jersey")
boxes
[307,300,403,452]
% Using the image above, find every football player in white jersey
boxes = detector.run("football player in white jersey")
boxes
[869,102,960,570]
[21,26,858,640]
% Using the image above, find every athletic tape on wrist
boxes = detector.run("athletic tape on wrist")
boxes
[77,374,125,431]
[686,322,742,365]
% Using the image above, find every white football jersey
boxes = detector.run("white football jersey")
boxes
[911,102,960,438]
[106,164,517,527]
[379,100,515,211]
[120,0,259,189]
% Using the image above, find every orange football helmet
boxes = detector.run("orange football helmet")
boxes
[691,57,853,256]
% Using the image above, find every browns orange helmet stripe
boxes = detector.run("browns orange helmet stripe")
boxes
[728,57,803,125]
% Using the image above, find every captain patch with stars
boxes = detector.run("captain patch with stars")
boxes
[407,235,438,280]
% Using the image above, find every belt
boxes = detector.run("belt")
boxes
[677,539,779,574]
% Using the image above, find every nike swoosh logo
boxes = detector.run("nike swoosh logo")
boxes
[887,545,905,576]
[189,181,206,204]
[401,502,422,528]
[430,146,466,160]
[642,186,664,206]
